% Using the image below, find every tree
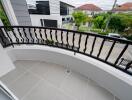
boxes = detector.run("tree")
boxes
[108,14,132,33]
[72,11,87,30]
[87,16,93,27]
[108,15,123,32]
[93,16,106,29]
[105,0,117,31]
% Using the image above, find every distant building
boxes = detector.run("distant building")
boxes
[76,4,102,16]
[113,2,132,13]
[28,0,75,28]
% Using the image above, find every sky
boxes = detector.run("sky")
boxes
[26,0,132,10]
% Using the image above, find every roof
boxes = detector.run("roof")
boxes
[113,2,132,11]
[60,1,75,8]
[76,4,102,11]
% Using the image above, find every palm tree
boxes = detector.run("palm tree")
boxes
[104,0,117,31]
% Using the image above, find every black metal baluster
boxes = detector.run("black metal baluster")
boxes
[3,27,13,45]
[125,61,132,70]
[44,29,48,41]
[72,32,75,49]
[90,36,96,55]
[55,30,58,46]
[23,28,29,43]
[39,28,44,44]
[17,28,24,43]
[83,35,89,53]
[114,44,129,65]
[105,41,116,61]
[78,33,82,51]
[97,38,105,58]
[66,31,69,47]
[12,28,19,43]
[28,28,34,43]
[50,29,53,41]
[34,28,39,43]
[0,28,7,47]
[61,30,63,45]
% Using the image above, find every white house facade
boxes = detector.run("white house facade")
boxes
[28,0,75,28]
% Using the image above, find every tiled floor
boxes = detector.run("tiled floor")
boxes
[0,60,119,100]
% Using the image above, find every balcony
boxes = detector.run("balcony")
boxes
[0,26,132,100]
[1,60,119,100]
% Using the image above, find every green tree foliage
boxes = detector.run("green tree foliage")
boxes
[108,14,132,33]
[108,15,122,32]
[72,11,87,30]
[93,15,106,29]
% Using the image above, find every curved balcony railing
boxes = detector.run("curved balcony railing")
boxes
[0,26,132,75]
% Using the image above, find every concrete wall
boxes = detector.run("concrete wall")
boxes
[6,45,132,100]
[30,14,62,28]
[0,45,15,77]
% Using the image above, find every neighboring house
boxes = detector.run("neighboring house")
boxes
[28,0,75,28]
[113,2,132,13]
[76,4,102,16]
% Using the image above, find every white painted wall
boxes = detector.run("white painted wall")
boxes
[6,45,132,100]
[69,6,74,15]
[30,14,62,28]
[49,0,60,14]
[0,45,15,77]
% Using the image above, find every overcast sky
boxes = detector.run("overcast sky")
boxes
[26,0,132,10]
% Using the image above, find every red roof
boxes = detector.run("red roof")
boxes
[114,2,132,11]
[77,4,102,11]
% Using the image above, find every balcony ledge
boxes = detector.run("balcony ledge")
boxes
[5,45,132,100]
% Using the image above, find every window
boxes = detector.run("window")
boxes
[60,2,68,15]
[28,1,50,15]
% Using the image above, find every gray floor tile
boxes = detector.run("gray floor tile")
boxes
[9,72,40,99]
[0,67,26,87]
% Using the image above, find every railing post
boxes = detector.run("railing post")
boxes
[125,61,132,70]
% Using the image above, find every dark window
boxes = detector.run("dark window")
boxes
[40,19,57,28]
[60,2,68,15]
[28,1,50,15]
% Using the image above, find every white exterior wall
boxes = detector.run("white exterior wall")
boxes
[0,45,15,77]
[30,14,62,28]
[49,0,60,15]
[30,0,62,27]
[69,6,74,15]
[6,45,132,100]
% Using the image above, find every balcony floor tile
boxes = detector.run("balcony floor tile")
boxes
[0,60,119,100]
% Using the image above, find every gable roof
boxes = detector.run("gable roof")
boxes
[113,2,132,11]
[76,4,102,11]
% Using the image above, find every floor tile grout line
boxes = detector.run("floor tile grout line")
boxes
[28,67,78,100]
[7,69,28,86]
[14,61,116,100]
[21,79,42,100]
